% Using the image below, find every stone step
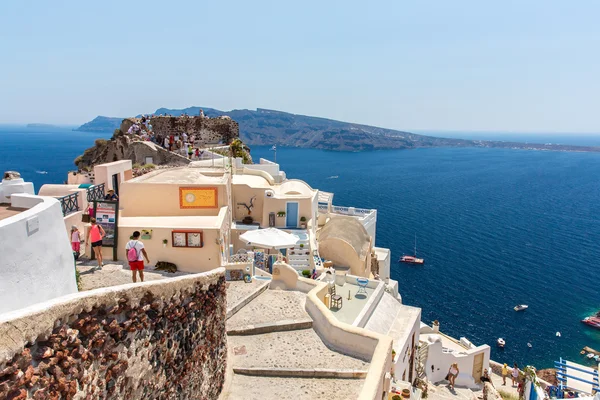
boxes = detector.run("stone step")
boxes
[226,281,269,319]
[232,367,368,379]
[223,375,365,400]
[227,319,313,336]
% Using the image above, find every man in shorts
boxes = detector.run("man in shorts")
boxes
[125,231,150,283]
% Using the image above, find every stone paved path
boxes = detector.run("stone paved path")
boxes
[228,328,369,370]
[226,289,309,330]
[76,258,189,290]
[221,287,369,400]
[226,375,363,400]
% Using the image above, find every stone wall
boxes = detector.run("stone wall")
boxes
[149,116,239,145]
[0,269,227,400]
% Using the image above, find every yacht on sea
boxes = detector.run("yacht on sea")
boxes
[581,312,600,329]
[400,234,424,265]
[514,304,529,312]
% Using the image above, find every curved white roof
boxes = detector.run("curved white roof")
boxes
[279,180,314,196]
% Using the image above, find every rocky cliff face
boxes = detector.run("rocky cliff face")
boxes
[74,133,190,170]
[74,115,240,169]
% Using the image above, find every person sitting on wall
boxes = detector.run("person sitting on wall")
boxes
[104,189,118,201]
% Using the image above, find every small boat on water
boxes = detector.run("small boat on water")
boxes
[497,338,505,348]
[581,316,600,329]
[400,234,424,265]
[514,305,529,312]
[587,353,595,359]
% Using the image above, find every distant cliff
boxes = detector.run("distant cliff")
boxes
[74,116,122,133]
[75,107,600,153]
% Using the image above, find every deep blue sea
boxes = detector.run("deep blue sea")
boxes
[2,125,600,368]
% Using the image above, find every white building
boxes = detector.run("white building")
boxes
[0,172,78,315]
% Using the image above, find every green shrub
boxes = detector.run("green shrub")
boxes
[132,163,142,169]
[300,216,307,222]
[299,243,304,248]
[301,269,311,277]
[95,139,107,147]
[73,155,83,166]
[142,163,156,169]
[392,396,402,400]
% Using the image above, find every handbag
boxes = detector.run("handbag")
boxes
[445,373,450,380]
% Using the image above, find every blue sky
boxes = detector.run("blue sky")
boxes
[1,0,599,133]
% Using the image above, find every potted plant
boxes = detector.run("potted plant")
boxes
[300,216,307,228]
[299,243,304,248]
[301,269,311,278]
[162,239,168,248]
[277,211,286,217]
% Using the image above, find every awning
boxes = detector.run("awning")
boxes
[239,228,299,249]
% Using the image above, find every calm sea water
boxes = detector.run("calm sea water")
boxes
[2,125,600,368]
[249,143,600,369]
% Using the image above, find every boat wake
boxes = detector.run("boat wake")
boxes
[326,175,339,179]
[35,170,48,174]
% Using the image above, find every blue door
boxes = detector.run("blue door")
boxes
[286,202,299,228]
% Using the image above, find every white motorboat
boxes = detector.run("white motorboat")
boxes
[497,338,505,348]
[514,304,529,312]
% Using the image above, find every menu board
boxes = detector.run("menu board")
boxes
[93,201,118,248]
[172,230,203,248]
[173,232,186,247]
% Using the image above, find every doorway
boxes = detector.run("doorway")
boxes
[286,202,299,228]
[111,174,119,195]
[472,353,484,383]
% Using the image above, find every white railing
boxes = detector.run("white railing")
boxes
[321,205,377,220]
[225,252,255,265]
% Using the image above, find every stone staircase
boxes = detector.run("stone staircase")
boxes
[287,232,311,271]
[415,342,428,379]
[427,383,480,400]
[222,286,370,400]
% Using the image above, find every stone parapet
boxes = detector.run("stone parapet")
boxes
[0,268,227,400]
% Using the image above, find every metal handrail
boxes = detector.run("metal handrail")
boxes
[59,192,79,216]
[86,183,105,202]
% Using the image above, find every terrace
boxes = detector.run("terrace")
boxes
[323,273,384,326]
[0,204,27,221]
[317,191,377,242]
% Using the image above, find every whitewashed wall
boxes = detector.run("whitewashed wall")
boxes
[0,194,78,315]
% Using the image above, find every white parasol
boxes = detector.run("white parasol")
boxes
[239,228,298,250]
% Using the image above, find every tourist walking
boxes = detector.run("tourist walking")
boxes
[126,231,150,283]
[85,218,105,269]
[71,225,81,257]
[447,363,459,390]
[511,363,519,386]
[187,143,193,159]
[502,363,509,385]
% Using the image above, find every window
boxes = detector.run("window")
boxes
[172,230,203,248]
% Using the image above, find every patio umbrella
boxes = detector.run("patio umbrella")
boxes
[239,228,299,250]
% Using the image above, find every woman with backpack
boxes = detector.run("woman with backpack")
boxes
[126,231,150,283]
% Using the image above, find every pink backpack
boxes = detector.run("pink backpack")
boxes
[127,241,139,262]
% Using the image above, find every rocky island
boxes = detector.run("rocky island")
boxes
[75,107,600,153]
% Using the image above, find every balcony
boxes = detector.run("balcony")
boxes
[58,192,80,216]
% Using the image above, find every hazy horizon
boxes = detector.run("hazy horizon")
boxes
[1,0,599,133]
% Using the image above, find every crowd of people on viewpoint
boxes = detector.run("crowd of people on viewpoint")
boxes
[126,109,210,161]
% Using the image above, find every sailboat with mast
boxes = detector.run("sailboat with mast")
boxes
[400,234,424,264]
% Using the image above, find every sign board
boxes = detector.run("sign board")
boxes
[93,200,119,260]
[179,187,218,209]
